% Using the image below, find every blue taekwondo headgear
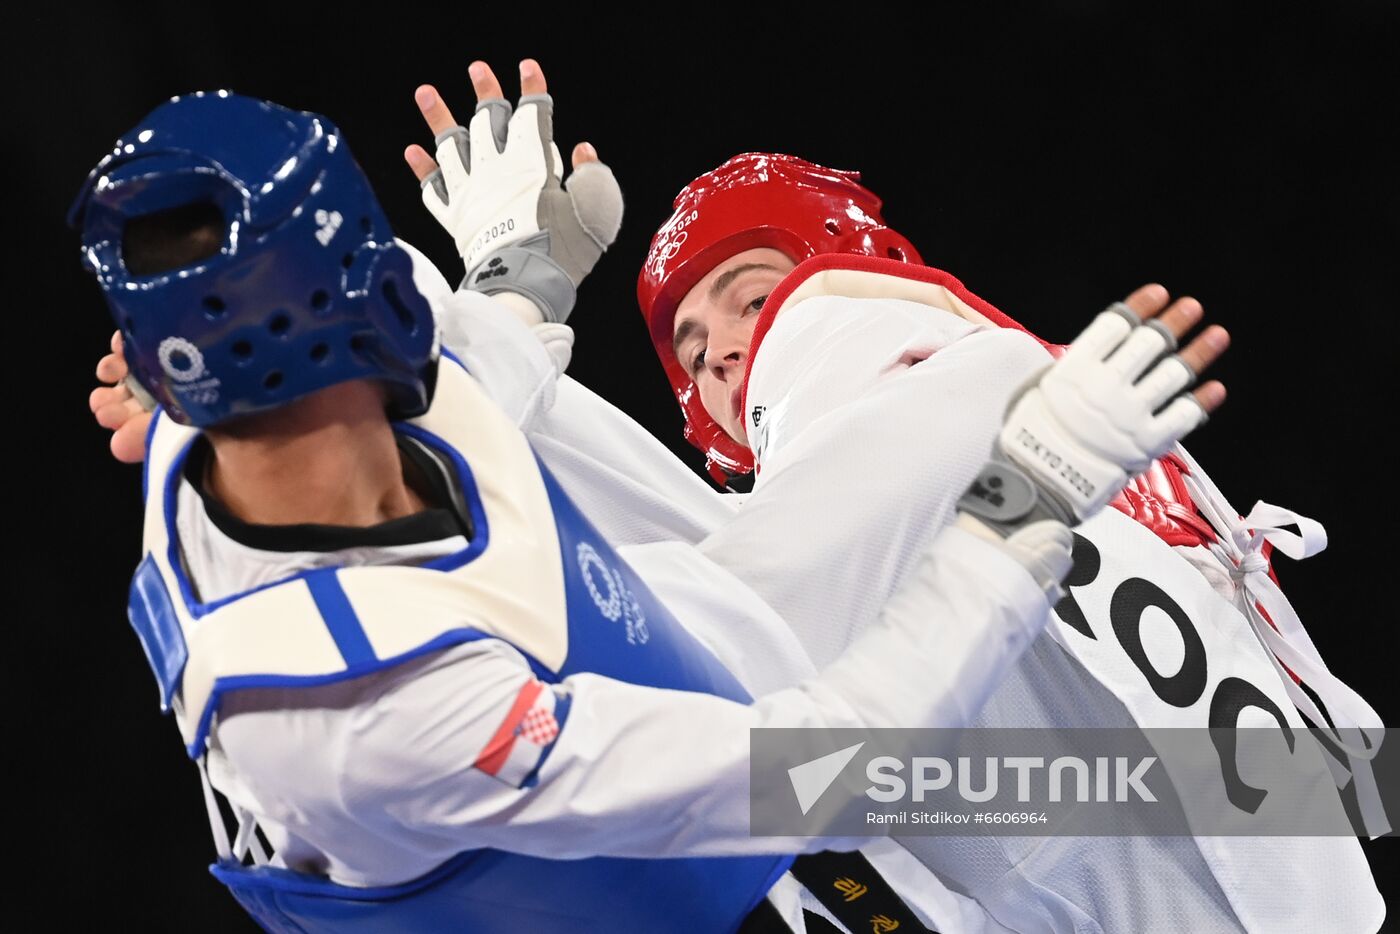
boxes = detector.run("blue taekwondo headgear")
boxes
[69,91,438,426]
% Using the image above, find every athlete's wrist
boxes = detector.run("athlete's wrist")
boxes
[460,234,577,324]
[956,449,1076,538]
[954,512,1073,604]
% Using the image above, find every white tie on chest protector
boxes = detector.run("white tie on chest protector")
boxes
[742,268,1384,929]
[1040,503,1384,931]
[1170,444,1389,836]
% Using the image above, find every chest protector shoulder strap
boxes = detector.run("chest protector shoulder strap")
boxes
[127,354,790,934]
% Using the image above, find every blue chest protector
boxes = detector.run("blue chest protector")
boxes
[126,357,793,934]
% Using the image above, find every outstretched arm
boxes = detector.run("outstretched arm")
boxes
[707,283,1228,666]
[213,513,1052,879]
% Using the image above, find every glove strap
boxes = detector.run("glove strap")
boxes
[462,232,577,324]
[957,451,1077,537]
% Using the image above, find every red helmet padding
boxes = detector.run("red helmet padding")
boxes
[638,152,1060,482]
[638,154,923,480]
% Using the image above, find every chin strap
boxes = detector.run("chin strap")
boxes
[124,375,157,413]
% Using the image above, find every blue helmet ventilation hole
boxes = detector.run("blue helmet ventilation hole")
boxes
[69,93,439,426]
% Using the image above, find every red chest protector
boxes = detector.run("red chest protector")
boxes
[737,252,1383,834]
[1111,452,1218,550]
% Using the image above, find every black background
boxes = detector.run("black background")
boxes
[12,3,1397,929]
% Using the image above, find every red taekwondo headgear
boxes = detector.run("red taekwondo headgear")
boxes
[638,153,923,481]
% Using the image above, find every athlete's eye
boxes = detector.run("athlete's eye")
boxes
[746,294,769,314]
[691,349,707,375]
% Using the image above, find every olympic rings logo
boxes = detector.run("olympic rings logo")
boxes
[158,336,206,383]
[576,541,650,645]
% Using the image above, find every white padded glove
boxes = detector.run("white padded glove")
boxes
[1009,303,1204,518]
[420,93,623,324]
[960,302,1207,535]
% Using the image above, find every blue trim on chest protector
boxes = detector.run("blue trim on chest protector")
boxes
[537,457,752,701]
[205,461,787,933]
[129,399,787,932]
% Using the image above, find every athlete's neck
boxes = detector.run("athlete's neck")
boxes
[202,380,428,527]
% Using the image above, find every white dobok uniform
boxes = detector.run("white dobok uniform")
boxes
[164,246,1068,934]
[161,244,1382,933]
[468,250,1385,933]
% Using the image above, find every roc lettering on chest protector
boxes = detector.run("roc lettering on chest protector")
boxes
[126,355,790,934]
[739,254,1386,934]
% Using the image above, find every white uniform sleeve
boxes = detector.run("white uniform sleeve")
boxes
[212,522,1048,884]
[704,296,1053,668]
[428,280,735,547]
[403,235,732,546]
[528,377,738,546]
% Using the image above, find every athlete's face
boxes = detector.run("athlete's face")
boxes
[671,248,797,444]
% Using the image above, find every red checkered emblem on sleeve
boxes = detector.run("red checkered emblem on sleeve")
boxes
[474,679,566,787]
[518,706,560,745]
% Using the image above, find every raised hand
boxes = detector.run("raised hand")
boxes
[1002,284,1228,524]
[960,284,1229,541]
[404,59,623,323]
